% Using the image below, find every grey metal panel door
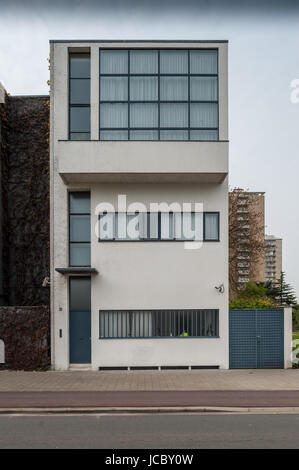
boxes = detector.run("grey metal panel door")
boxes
[70,310,91,364]
[256,310,284,368]
[229,309,284,369]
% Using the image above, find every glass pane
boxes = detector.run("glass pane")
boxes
[100,103,128,128]
[130,77,158,101]
[70,54,90,78]
[70,215,90,242]
[70,192,90,214]
[115,213,127,240]
[190,77,217,101]
[190,50,218,74]
[193,212,204,241]
[160,130,188,140]
[160,77,188,101]
[130,103,158,128]
[70,79,90,104]
[148,212,159,239]
[161,212,174,240]
[190,130,218,141]
[70,243,91,266]
[130,50,158,73]
[70,107,90,132]
[100,130,128,140]
[160,103,188,128]
[204,213,219,240]
[100,77,128,101]
[99,213,114,240]
[190,103,218,128]
[160,50,188,74]
[100,50,128,74]
[126,213,140,240]
[130,130,158,140]
[70,133,90,140]
[70,277,91,311]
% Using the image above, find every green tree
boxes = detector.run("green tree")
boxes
[292,304,299,328]
[257,280,281,303]
[229,281,276,309]
[275,272,297,306]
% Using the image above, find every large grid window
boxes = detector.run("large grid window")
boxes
[69,192,91,266]
[69,53,91,140]
[99,49,218,141]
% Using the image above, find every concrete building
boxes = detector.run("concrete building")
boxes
[265,235,282,283]
[50,40,229,370]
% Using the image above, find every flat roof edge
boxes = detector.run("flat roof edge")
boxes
[50,39,229,44]
[10,94,49,98]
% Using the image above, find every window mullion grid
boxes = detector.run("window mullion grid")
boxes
[188,50,190,141]
[158,50,160,140]
[128,50,130,140]
[98,49,219,140]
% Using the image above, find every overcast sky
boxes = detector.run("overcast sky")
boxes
[0,0,298,295]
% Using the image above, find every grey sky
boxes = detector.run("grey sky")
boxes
[0,1,298,295]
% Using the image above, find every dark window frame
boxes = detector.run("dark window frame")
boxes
[98,211,220,242]
[69,53,91,140]
[99,48,219,141]
[69,192,91,267]
[99,309,220,339]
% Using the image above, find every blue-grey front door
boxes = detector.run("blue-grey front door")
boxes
[70,310,91,364]
[229,309,284,369]
[69,277,91,364]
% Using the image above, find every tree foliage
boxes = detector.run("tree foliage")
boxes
[229,281,276,309]
[275,272,297,307]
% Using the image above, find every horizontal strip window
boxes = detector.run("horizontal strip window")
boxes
[99,309,219,339]
[69,192,91,267]
[99,49,218,141]
[98,212,219,242]
[69,53,91,140]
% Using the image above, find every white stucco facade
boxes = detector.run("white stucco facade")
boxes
[50,40,229,370]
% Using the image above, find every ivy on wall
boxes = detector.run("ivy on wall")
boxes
[6,96,50,306]
[0,93,10,304]
[0,306,50,370]
[0,96,51,369]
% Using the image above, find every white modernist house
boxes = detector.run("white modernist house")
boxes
[50,40,229,370]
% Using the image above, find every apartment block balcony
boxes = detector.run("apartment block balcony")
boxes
[57,140,228,184]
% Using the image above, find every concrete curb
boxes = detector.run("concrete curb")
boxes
[1,406,299,415]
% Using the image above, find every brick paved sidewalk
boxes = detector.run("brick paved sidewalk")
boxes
[0,369,298,392]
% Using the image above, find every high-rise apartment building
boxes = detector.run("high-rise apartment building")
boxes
[229,190,265,296]
[265,235,282,283]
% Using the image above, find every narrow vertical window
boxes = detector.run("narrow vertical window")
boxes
[69,192,91,266]
[69,53,90,140]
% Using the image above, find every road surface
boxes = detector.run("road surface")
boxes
[0,413,299,448]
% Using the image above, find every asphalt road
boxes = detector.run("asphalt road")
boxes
[0,413,299,449]
[1,390,299,408]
